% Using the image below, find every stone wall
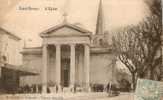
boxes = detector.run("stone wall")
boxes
[90,53,114,85]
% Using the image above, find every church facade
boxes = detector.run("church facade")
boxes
[21,0,117,93]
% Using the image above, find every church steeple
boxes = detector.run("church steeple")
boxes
[95,0,104,35]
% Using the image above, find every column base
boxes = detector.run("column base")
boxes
[70,85,76,93]
[83,86,91,92]
[36,85,39,93]
[87,86,91,92]
[42,85,47,93]
[56,85,62,93]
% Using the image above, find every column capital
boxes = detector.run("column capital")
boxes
[69,43,76,47]
[54,43,61,47]
[42,44,48,47]
[84,43,90,47]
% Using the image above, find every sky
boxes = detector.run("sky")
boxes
[0,0,149,47]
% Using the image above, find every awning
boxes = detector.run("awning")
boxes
[0,62,39,76]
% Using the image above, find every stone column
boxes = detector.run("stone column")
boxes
[55,44,61,92]
[42,44,48,93]
[36,85,39,93]
[84,44,90,92]
[70,44,76,91]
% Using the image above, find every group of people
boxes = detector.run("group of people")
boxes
[18,84,42,93]
[16,79,130,94]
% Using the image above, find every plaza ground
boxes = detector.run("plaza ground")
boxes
[0,92,135,100]
[65,92,134,100]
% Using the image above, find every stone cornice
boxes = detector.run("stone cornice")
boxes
[20,47,42,55]
[90,47,113,54]
[0,27,21,41]
[21,46,113,55]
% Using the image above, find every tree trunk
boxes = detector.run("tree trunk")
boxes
[131,72,137,91]
[149,67,155,80]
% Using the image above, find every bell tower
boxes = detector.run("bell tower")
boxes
[92,0,108,47]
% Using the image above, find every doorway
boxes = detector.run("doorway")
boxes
[61,58,70,87]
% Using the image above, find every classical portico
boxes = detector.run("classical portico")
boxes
[40,23,91,93]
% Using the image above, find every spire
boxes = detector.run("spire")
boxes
[95,0,104,35]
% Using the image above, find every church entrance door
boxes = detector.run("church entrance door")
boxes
[61,59,70,87]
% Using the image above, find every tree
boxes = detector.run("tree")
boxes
[145,0,161,19]
[133,16,162,80]
[112,0,162,90]
[112,27,142,90]
[137,0,162,80]
[147,0,163,81]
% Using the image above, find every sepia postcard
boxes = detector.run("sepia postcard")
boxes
[0,0,162,100]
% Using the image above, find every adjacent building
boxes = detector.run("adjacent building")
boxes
[0,27,37,93]
[0,27,22,65]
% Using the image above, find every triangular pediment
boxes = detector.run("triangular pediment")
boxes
[48,26,87,36]
[40,23,91,37]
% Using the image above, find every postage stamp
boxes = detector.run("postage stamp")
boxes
[135,79,162,100]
